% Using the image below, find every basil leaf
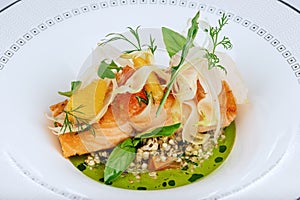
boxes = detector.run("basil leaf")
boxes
[58,81,82,97]
[98,60,121,79]
[162,27,187,58]
[120,138,136,148]
[104,123,180,183]
[104,139,136,183]
[135,123,181,139]
[132,138,141,147]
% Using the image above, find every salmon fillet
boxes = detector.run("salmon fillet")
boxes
[52,76,236,157]
[219,80,237,127]
[49,99,68,117]
[58,106,132,157]
[57,92,177,157]
[198,80,237,132]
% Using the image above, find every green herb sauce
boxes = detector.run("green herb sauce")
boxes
[69,122,235,190]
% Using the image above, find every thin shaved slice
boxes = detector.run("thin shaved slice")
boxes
[198,80,237,132]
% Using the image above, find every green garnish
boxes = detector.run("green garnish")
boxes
[135,96,148,106]
[53,121,60,127]
[156,11,200,116]
[58,81,82,97]
[147,35,157,55]
[162,27,187,57]
[103,138,136,184]
[98,60,122,79]
[204,13,232,73]
[60,105,95,135]
[104,123,181,183]
[135,122,181,139]
[98,26,157,54]
[135,90,151,106]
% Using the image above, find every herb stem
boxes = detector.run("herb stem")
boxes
[99,26,155,54]
[59,105,95,135]
[204,13,232,73]
[156,11,200,116]
[156,68,179,115]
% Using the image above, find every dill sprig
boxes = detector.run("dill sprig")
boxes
[98,26,157,54]
[145,35,157,54]
[60,105,95,135]
[204,13,232,73]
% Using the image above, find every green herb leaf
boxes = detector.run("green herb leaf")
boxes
[98,60,122,79]
[98,26,157,54]
[145,35,157,55]
[135,96,148,106]
[104,123,180,183]
[132,139,141,147]
[135,123,181,139]
[162,27,187,57]
[104,138,136,183]
[58,81,82,97]
[157,11,200,115]
[204,13,232,73]
[135,90,151,106]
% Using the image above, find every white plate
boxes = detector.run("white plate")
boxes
[1,1,300,199]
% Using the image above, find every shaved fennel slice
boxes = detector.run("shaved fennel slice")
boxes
[194,64,222,141]
[215,52,248,104]
[169,48,206,102]
[172,65,198,102]
[130,97,168,132]
[198,20,214,51]
[177,47,223,94]
[114,65,170,95]
[197,95,219,127]
[183,47,248,104]
[46,113,66,135]
[174,47,222,141]
[76,44,123,87]
[183,18,213,52]
[181,100,200,143]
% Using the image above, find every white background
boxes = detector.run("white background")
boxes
[1,0,300,10]
[0,0,300,200]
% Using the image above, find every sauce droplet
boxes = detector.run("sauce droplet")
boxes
[77,163,86,171]
[188,174,204,182]
[215,157,223,163]
[137,187,147,190]
[219,145,227,153]
[99,178,104,182]
[168,180,176,186]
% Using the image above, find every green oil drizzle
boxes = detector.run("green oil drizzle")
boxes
[69,122,236,190]
[77,163,86,171]
[214,157,224,163]
[168,180,176,186]
[188,174,204,183]
[219,145,227,153]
